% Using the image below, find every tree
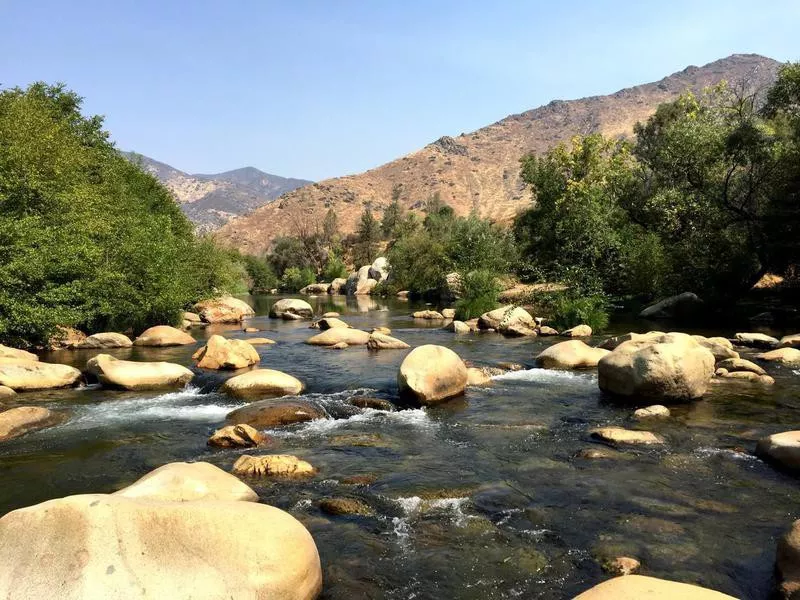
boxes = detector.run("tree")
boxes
[0,82,239,346]
[322,208,339,246]
[381,184,404,238]
[352,207,381,266]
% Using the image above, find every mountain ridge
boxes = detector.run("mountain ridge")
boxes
[215,53,781,255]
[123,152,312,230]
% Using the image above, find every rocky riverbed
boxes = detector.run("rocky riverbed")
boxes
[1,294,799,599]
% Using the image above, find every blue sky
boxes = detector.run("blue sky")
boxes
[2,1,798,180]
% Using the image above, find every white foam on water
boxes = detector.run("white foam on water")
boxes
[492,368,596,385]
[67,386,242,427]
[695,446,758,461]
[793,369,800,376]
[270,407,434,438]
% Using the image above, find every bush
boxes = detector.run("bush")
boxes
[321,253,348,281]
[243,255,278,293]
[454,270,500,320]
[280,267,315,292]
[546,293,610,332]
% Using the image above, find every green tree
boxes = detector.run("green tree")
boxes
[381,184,404,238]
[279,266,315,292]
[321,252,348,281]
[353,207,381,266]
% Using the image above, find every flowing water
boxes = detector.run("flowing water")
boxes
[1,294,799,599]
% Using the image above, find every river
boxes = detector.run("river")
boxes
[1,294,798,599]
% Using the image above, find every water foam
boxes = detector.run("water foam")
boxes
[492,368,596,385]
[67,386,241,427]
[270,407,434,438]
[695,446,758,461]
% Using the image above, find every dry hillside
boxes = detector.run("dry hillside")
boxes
[216,54,780,255]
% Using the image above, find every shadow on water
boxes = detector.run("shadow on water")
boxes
[2,293,799,599]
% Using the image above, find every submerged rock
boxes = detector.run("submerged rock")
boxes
[246,337,276,345]
[734,332,779,349]
[194,296,255,323]
[602,556,641,576]
[466,367,493,386]
[220,369,304,399]
[75,332,133,349]
[366,332,410,350]
[269,298,314,320]
[0,360,81,391]
[114,461,258,503]
[86,354,193,391]
[412,310,445,320]
[536,340,609,369]
[633,405,670,420]
[319,497,374,516]
[348,397,394,411]
[756,347,800,365]
[639,292,703,320]
[0,406,64,442]
[226,399,323,428]
[573,575,736,599]
[133,325,195,347]
[598,332,715,402]
[306,328,371,346]
[232,454,316,478]
[590,426,665,445]
[207,424,267,449]
[560,324,592,337]
[192,335,259,370]
[397,344,468,405]
[756,431,800,470]
[716,357,766,376]
[0,491,321,600]
[316,317,350,330]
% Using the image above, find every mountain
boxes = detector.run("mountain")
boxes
[123,153,312,230]
[214,54,781,256]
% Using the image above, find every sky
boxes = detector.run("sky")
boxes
[2,1,799,181]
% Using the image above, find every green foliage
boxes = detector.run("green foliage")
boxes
[387,229,448,294]
[243,255,278,293]
[381,185,404,238]
[454,270,500,320]
[352,207,381,266]
[268,236,312,277]
[322,252,348,281]
[0,83,237,346]
[546,292,610,332]
[279,266,315,292]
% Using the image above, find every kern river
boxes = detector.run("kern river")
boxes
[1,294,799,599]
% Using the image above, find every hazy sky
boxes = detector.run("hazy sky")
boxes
[2,1,798,180]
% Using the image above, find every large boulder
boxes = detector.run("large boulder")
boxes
[756,431,800,470]
[306,328,371,346]
[133,325,195,347]
[299,283,331,295]
[192,336,259,370]
[269,298,314,320]
[692,335,739,361]
[442,272,463,300]
[447,321,471,334]
[756,347,800,365]
[0,360,82,391]
[194,296,255,323]
[367,332,410,350]
[536,340,610,369]
[345,266,377,295]
[48,326,87,350]
[573,575,736,599]
[316,317,350,330]
[75,332,133,349]
[0,345,38,362]
[734,332,779,349]
[778,519,800,599]
[114,461,258,503]
[368,257,390,282]
[86,354,193,391]
[328,277,347,295]
[226,400,324,428]
[497,307,537,337]
[639,292,703,321]
[0,493,322,600]
[477,306,513,330]
[598,333,715,402]
[220,369,304,399]
[0,407,64,442]
[397,344,467,405]
[597,332,664,351]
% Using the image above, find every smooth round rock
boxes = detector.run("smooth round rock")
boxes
[75,332,133,349]
[397,344,468,405]
[220,369,304,398]
[0,406,64,442]
[537,340,609,369]
[756,431,800,470]
[269,298,314,320]
[192,335,259,370]
[194,296,255,323]
[226,399,323,428]
[86,354,193,391]
[133,325,195,347]
[573,574,737,599]
[306,328,370,346]
[232,454,316,478]
[0,360,82,391]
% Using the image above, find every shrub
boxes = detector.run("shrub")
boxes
[322,252,348,281]
[546,293,610,332]
[280,266,315,292]
[243,255,278,293]
[454,270,500,320]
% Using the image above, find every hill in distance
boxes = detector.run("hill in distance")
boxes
[123,152,312,230]
[214,53,781,256]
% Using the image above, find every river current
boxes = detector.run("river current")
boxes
[1,294,798,599]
